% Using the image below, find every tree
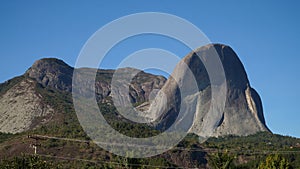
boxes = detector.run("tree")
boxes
[208,150,235,169]
[0,154,61,169]
[258,154,292,169]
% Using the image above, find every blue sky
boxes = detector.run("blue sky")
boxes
[0,1,299,138]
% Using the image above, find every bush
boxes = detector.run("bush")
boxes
[0,154,61,169]
[208,150,235,169]
[258,154,292,169]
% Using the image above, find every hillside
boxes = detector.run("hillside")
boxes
[0,58,166,134]
[1,128,300,168]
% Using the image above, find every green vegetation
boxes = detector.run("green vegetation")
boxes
[208,150,235,169]
[0,154,61,169]
[0,132,14,143]
[258,154,292,169]
[33,83,87,139]
[99,102,161,138]
[203,133,300,168]
[204,132,300,152]
[0,154,176,169]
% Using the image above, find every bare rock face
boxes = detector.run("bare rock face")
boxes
[72,67,166,104]
[26,58,166,104]
[0,78,54,134]
[26,58,73,92]
[0,58,166,134]
[148,44,269,137]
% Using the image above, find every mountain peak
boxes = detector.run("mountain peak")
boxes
[26,58,73,91]
[30,58,71,71]
[183,43,249,90]
[194,43,231,52]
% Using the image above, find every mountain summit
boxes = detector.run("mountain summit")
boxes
[26,58,73,92]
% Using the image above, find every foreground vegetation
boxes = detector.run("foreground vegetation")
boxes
[1,129,299,168]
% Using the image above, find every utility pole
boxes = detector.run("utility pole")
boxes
[28,135,42,155]
[31,144,37,155]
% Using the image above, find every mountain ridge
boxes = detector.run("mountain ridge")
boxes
[0,43,269,137]
[0,58,166,134]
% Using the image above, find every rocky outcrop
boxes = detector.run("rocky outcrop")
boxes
[26,58,73,92]
[147,44,269,137]
[26,58,166,104]
[0,78,54,134]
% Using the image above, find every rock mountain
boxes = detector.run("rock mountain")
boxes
[0,44,269,137]
[147,44,269,137]
[0,59,166,134]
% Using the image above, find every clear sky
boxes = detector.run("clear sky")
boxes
[1,1,299,138]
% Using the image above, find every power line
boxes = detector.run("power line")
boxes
[24,134,300,169]
[27,134,300,154]
[36,153,198,169]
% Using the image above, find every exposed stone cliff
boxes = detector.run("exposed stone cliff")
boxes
[147,44,269,137]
